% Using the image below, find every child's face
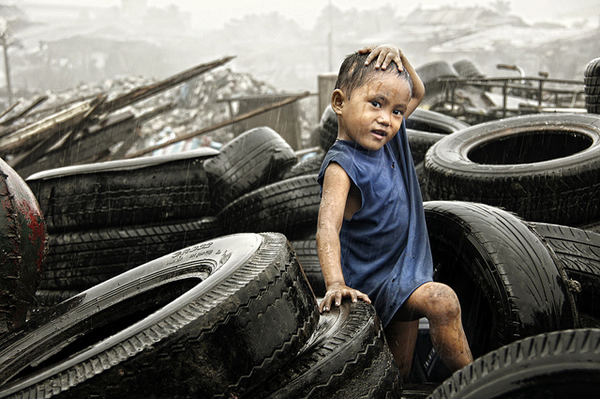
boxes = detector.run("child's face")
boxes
[334,73,411,151]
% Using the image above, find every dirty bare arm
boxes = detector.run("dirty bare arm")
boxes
[316,163,371,312]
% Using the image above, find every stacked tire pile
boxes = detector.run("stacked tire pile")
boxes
[0,125,403,398]
[26,148,223,311]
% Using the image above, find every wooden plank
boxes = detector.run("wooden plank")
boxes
[94,56,235,115]
[16,111,138,177]
[0,96,49,126]
[0,96,103,155]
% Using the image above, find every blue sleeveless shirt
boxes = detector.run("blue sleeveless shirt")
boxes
[317,121,433,327]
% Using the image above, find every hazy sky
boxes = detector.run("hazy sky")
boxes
[23,0,600,29]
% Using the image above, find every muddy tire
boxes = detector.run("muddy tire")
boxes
[282,153,325,180]
[204,126,297,211]
[248,300,402,399]
[423,113,600,226]
[218,175,321,241]
[318,105,338,152]
[429,328,600,399]
[527,222,600,321]
[26,148,218,232]
[585,57,600,114]
[407,130,446,165]
[421,201,578,380]
[0,233,319,398]
[406,108,469,134]
[452,59,485,79]
[416,61,458,94]
[0,158,47,334]
[291,239,325,297]
[38,217,222,291]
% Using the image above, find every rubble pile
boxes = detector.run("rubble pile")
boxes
[0,56,315,178]
[9,67,280,152]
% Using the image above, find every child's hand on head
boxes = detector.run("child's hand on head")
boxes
[319,282,371,313]
[359,44,404,71]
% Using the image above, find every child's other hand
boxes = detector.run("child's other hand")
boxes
[319,282,371,313]
[359,44,404,71]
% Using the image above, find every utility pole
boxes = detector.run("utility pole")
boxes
[328,0,332,71]
[1,33,13,105]
[0,18,13,105]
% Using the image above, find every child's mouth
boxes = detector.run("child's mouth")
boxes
[371,130,387,139]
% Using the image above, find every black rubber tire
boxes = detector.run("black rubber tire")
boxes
[414,161,428,194]
[0,232,319,398]
[423,113,600,226]
[415,61,459,94]
[586,94,600,105]
[428,328,600,399]
[584,58,600,115]
[585,84,600,95]
[585,57,600,78]
[407,130,446,165]
[406,108,470,134]
[585,76,600,86]
[38,217,222,291]
[452,59,485,79]
[527,221,600,321]
[248,300,402,399]
[579,219,600,234]
[291,239,325,297]
[282,153,325,180]
[0,158,47,334]
[32,289,80,313]
[26,148,218,232]
[587,103,600,114]
[422,201,577,380]
[318,105,338,152]
[218,174,321,241]
[204,126,297,211]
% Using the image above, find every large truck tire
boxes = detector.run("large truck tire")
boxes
[0,233,319,398]
[423,113,600,226]
[204,126,297,211]
[527,222,600,321]
[26,148,218,232]
[38,217,222,291]
[248,300,402,399]
[218,175,320,241]
[429,328,600,399]
[420,201,578,381]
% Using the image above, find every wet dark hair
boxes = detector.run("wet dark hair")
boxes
[334,51,413,98]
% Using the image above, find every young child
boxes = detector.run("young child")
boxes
[316,45,473,379]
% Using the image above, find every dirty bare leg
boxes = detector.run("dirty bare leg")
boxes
[384,319,419,379]
[392,282,473,374]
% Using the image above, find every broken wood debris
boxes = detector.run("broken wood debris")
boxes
[0,56,240,177]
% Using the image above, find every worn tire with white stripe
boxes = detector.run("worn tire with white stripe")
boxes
[0,233,319,398]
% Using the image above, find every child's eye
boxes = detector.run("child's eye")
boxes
[371,101,381,108]
[393,109,404,116]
